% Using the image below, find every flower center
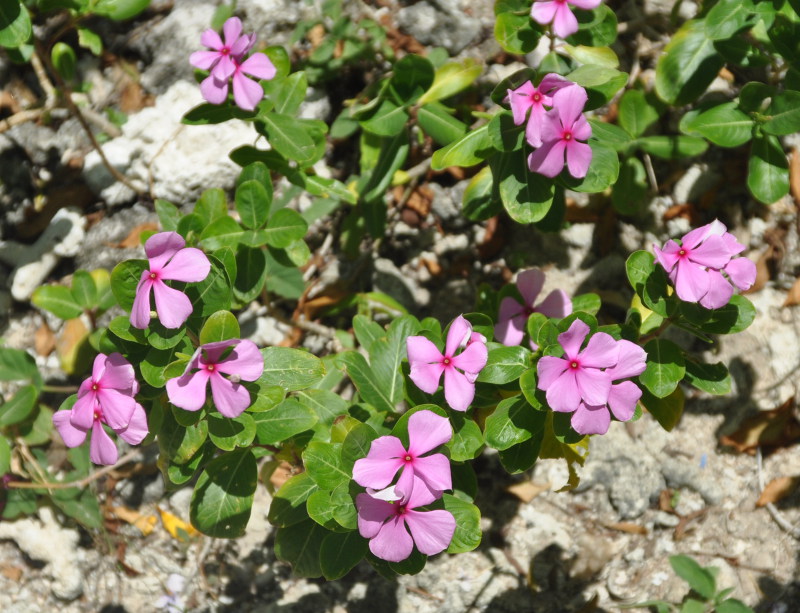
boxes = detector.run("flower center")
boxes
[570,361,579,370]
[532,92,541,102]
[678,249,686,256]
[221,46,230,55]
[563,131,573,141]
[443,357,451,366]
[149,271,157,280]
[93,407,103,422]
[404,454,412,462]
[206,364,216,372]
[396,504,408,516]
[91,383,98,391]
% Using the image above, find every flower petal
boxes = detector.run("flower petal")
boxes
[495,312,526,347]
[145,232,186,270]
[70,390,97,430]
[101,353,135,392]
[527,139,567,178]
[130,274,153,329]
[537,356,569,390]
[369,516,413,562]
[571,114,592,141]
[407,410,452,455]
[673,260,710,303]
[575,366,612,406]
[53,410,88,448]
[166,370,210,412]
[159,248,211,283]
[607,381,641,422]
[409,361,445,395]
[152,281,193,329]
[445,315,472,357]
[654,241,681,273]
[724,257,756,291]
[443,367,475,412]
[200,28,223,51]
[232,71,264,111]
[450,340,488,375]
[200,74,229,105]
[356,493,395,539]
[554,84,588,128]
[565,140,592,179]
[570,403,611,435]
[538,73,570,93]
[190,50,222,70]
[90,421,118,465]
[531,1,559,25]
[209,373,252,418]
[517,269,545,306]
[405,509,456,556]
[606,340,647,380]
[97,387,136,430]
[545,370,581,412]
[413,453,452,493]
[407,335,444,364]
[239,53,277,80]
[525,106,548,148]
[552,2,579,38]
[211,54,236,81]
[117,403,149,445]
[558,319,590,359]
[507,81,536,125]
[688,235,733,269]
[569,0,602,9]
[222,16,243,47]
[536,289,572,318]
[699,269,734,309]
[214,339,264,381]
[579,332,619,369]
[353,456,404,490]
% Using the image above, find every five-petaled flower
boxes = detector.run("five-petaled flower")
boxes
[506,74,570,148]
[356,481,456,563]
[131,232,211,330]
[536,319,619,414]
[527,84,593,179]
[407,315,488,412]
[531,0,603,39]
[52,353,148,465]
[353,410,452,503]
[166,339,264,418]
[190,16,276,111]
[495,269,572,347]
[653,220,756,309]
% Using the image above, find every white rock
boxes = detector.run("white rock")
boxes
[0,507,83,600]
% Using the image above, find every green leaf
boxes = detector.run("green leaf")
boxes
[498,432,543,473]
[636,135,708,159]
[618,90,660,138]
[0,436,9,474]
[588,118,633,151]
[0,0,31,48]
[352,314,386,352]
[200,216,243,250]
[233,245,267,303]
[640,386,685,432]
[274,519,325,577]
[258,112,317,164]
[92,0,150,20]
[680,294,756,334]
[208,413,256,451]
[51,487,103,529]
[655,20,725,105]
[252,398,318,444]
[418,58,482,104]
[443,493,481,553]
[186,254,232,320]
[110,259,148,312]
[263,208,308,248]
[748,133,789,204]
[320,531,368,580]
[612,156,648,215]
[141,338,193,388]
[485,395,546,451]
[669,555,716,600]
[258,347,325,391]
[626,250,672,317]
[565,64,626,109]
[493,11,540,55]
[763,90,800,136]
[431,124,493,170]
[640,339,685,398]
[739,82,774,113]
[0,385,38,427]
[491,151,555,224]
[684,360,731,395]
[190,449,257,538]
[268,471,317,527]
[417,102,468,145]
[362,130,410,206]
[681,102,753,147]
[0,347,40,384]
[182,103,258,126]
[158,409,209,465]
[477,346,530,384]
[270,71,307,115]
[145,321,186,350]
[366,316,418,411]
[296,388,349,428]
[340,351,397,413]
[559,141,620,192]
[705,0,755,40]
[51,42,76,81]
[447,413,484,461]
[568,4,618,47]
[715,599,756,613]
[199,310,240,344]
[462,165,499,221]
[235,180,271,229]
[154,199,180,231]
[77,27,102,55]
[32,285,84,319]
[488,111,525,152]
[18,405,52,445]
[360,98,409,137]
[264,249,305,299]
[389,54,434,103]
[303,441,350,489]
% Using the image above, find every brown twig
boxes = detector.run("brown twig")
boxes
[0,109,47,134]
[6,448,141,491]
[756,446,800,539]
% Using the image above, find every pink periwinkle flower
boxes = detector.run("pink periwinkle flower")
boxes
[506,74,570,148]
[353,410,452,503]
[528,84,593,179]
[536,319,619,414]
[356,482,456,563]
[407,315,488,412]
[52,353,148,465]
[190,16,276,111]
[569,340,646,435]
[653,220,756,309]
[495,269,572,347]
[166,339,264,418]
[531,0,603,39]
[131,232,211,330]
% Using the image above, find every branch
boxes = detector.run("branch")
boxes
[6,448,141,491]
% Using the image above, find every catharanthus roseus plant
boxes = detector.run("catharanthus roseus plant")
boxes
[531,0,603,39]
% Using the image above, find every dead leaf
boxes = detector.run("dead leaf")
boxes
[603,521,648,535]
[156,506,200,541]
[746,246,773,295]
[790,148,800,204]
[674,508,708,540]
[111,505,158,536]
[783,277,800,307]
[0,563,23,581]
[307,24,326,49]
[720,397,800,454]
[507,480,551,503]
[403,185,433,218]
[115,222,159,248]
[756,476,800,507]
[56,318,93,375]
[477,215,505,260]
[268,461,293,490]
[34,321,56,357]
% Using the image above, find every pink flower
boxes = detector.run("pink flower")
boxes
[531,0,603,39]
[653,220,756,309]
[506,74,570,147]
[352,410,452,503]
[131,232,211,330]
[52,353,148,465]
[407,315,488,412]
[495,269,572,347]
[536,319,618,413]
[569,340,646,435]
[166,339,264,418]
[190,16,276,111]
[527,84,593,179]
[356,483,456,563]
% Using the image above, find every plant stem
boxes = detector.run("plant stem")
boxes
[5,448,141,491]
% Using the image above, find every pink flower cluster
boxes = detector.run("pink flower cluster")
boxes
[507,77,593,179]
[407,315,488,412]
[166,339,264,418]
[495,269,572,348]
[353,410,456,562]
[190,17,277,111]
[654,220,756,310]
[537,319,646,435]
[531,0,603,39]
[53,353,148,465]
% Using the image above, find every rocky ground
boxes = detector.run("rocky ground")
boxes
[1,1,799,611]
